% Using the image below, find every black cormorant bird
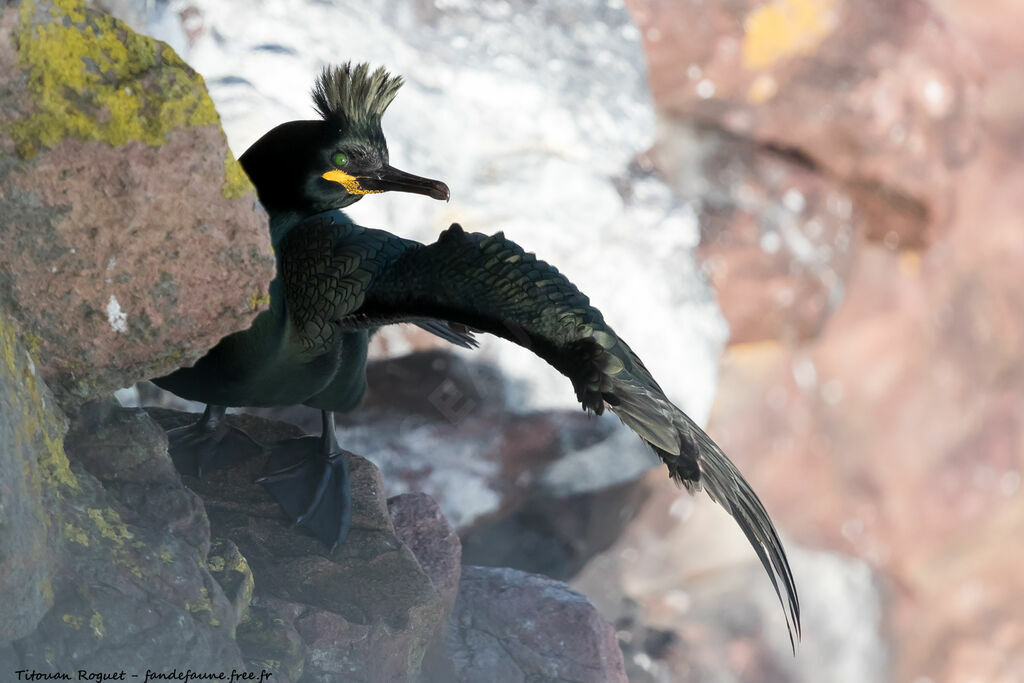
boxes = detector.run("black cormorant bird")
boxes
[154,63,799,646]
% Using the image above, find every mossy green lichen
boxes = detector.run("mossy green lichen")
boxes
[85,507,133,547]
[75,506,148,580]
[248,291,271,311]
[12,0,221,157]
[61,613,83,629]
[206,539,256,628]
[185,586,221,627]
[89,611,105,638]
[222,150,254,199]
[0,309,77,500]
[64,523,89,546]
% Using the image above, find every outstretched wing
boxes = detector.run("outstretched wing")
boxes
[282,216,800,646]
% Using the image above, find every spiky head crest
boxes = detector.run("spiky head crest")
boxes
[312,62,404,131]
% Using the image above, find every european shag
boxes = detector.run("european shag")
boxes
[153,63,800,646]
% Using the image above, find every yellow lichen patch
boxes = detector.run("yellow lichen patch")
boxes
[22,333,43,365]
[0,316,18,378]
[742,0,839,70]
[62,614,83,629]
[747,73,780,103]
[86,507,134,547]
[160,548,174,564]
[40,432,78,491]
[12,0,220,157]
[900,250,921,278]
[64,523,89,546]
[185,586,220,626]
[186,587,211,612]
[2,309,78,514]
[248,291,271,311]
[214,545,255,614]
[89,611,105,638]
[222,150,254,200]
[72,507,146,579]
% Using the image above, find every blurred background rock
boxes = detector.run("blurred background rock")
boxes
[92,0,1024,680]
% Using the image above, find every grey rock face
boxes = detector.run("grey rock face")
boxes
[10,401,246,670]
[0,314,59,643]
[147,409,464,682]
[447,566,628,683]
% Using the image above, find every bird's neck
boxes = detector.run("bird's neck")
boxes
[266,194,363,246]
[269,210,305,247]
[269,209,356,248]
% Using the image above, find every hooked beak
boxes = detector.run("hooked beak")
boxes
[322,164,450,201]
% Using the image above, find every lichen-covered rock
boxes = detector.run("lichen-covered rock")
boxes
[148,409,464,682]
[446,566,628,683]
[0,0,274,406]
[0,311,62,643]
[8,400,246,669]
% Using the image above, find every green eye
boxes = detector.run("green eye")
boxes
[332,152,348,167]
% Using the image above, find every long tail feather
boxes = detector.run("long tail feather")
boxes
[595,345,801,650]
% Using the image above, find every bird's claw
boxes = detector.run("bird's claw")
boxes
[167,419,264,478]
[257,437,352,549]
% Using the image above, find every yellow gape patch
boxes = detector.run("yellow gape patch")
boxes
[321,169,384,195]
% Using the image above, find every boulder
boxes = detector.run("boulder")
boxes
[8,400,246,669]
[0,0,274,407]
[147,409,464,682]
[0,311,64,644]
[0,2,268,664]
[447,566,627,683]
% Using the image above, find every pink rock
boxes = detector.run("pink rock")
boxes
[0,0,274,407]
[702,98,1024,683]
[646,121,860,343]
[627,0,982,246]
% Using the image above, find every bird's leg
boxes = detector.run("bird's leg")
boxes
[167,404,265,478]
[257,410,352,550]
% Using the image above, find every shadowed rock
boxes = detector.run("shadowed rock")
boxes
[148,409,464,681]
[10,400,246,669]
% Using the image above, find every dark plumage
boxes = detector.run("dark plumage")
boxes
[153,62,800,648]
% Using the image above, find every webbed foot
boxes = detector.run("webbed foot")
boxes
[256,411,351,550]
[168,405,265,478]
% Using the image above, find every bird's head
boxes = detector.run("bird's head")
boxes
[239,62,449,218]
